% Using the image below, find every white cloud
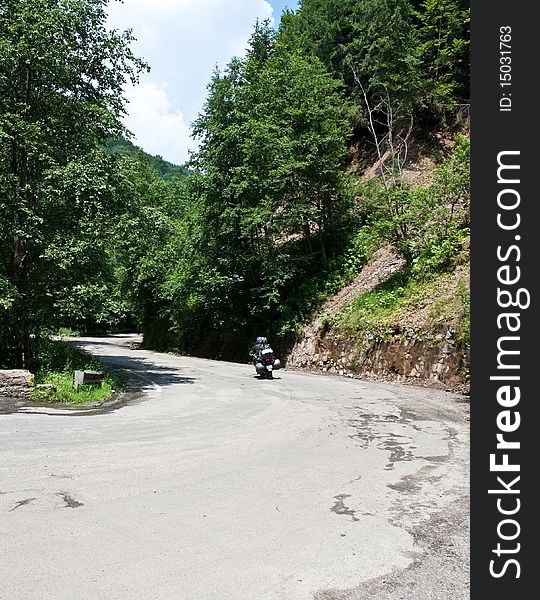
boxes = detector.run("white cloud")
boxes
[122,82,194,164]
[107,0,275,164]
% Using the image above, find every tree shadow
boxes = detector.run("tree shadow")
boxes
[68,340,197,390]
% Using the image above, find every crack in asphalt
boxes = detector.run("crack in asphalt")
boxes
[9,498,36,511]
[331,494,360,522]
[56,492,84,508]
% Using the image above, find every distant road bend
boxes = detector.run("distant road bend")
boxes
[1,335,470,600]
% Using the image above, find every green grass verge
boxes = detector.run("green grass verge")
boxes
[32,371,116,404]
[336,266,470,344]
[57,327,83,337]
[31,338,121,404]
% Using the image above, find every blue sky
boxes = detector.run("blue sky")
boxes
[270,0,299,17]
[106,0,299,164]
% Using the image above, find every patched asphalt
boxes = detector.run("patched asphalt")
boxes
[0,335,469,600]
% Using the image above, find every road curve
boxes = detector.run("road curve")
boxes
[0,335,469,600]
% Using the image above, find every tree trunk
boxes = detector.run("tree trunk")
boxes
[319,235,327,267]
[9,236,32,368]
[303,221,313,256]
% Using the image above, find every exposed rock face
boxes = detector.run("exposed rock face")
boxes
[0,369,33,404]
[288,324,469,391]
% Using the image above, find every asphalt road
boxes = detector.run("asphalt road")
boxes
[0,335,470,600]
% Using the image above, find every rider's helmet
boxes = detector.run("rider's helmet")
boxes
[256,336,267,344]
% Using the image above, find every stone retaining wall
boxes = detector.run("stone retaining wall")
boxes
[287,324,469,392]
[0,370,33,400]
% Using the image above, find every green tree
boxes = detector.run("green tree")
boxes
[283,0,423,115]
[0,0,147,367]
[280,0,469,122]
[177,27,352,353]
[413,0,470,111]
[245,42,351,265]
[111,155,183,343]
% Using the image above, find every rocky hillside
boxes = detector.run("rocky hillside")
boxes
[287,247,469,393]
[286,133,470,394]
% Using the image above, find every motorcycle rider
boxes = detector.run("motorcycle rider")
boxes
[249,336,268,364]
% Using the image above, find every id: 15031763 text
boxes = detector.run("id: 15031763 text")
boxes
[499,26,512,112]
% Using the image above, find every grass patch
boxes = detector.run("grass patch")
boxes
[337,266,470,343]
[32,338,120,404]
[57,327,83,337]
[32,371,115,404]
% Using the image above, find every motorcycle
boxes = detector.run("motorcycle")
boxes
[253,346,281,379]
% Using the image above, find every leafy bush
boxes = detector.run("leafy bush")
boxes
[32,339,118,404]
[34,339,104,374]
[407,135,470,273]
[57,327,83,337]
[411,227,469,274]
[354,135,470,276]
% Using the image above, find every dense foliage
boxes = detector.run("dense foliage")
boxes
[0,0,147,367]
[32,338,118,403]
[106,138,190,179]
[282,0,469,120]
[125,6,470,359]
[1,1,470,368]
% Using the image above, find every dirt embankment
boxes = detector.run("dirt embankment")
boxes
[286,247,469,393]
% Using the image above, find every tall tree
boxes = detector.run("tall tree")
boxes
[0,0,147,367]
[413,0,470,111]
[180,27,351,354]
[245,42,351,265]
[281,0,469,121]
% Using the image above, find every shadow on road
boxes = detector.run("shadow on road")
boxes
[70,339,197,391]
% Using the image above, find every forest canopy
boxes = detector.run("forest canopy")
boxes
[0,0,470,368]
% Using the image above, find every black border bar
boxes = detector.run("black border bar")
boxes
[471,1,537,597]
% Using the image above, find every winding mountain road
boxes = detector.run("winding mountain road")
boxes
[0,335,469,600]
